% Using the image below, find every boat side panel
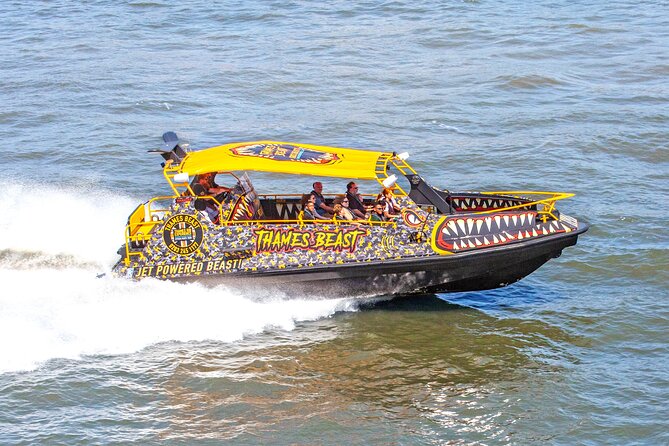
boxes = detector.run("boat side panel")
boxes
[113,197,583,294]
[114,197,437,280]
[170,230,582,295]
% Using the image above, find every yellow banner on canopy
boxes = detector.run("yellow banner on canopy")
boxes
[177,141,391,180]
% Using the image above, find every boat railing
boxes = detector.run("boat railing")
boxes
[256,193,378,200]
[216,216,396,228]
[162,160,192,196]
[477,191,574,221]
[123,196,179,264]
[249,193,392,227]
[374,154,416,196]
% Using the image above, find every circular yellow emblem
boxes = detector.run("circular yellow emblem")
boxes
[162,214,204,256]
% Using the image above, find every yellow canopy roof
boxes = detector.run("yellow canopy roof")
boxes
[177,141,391,180]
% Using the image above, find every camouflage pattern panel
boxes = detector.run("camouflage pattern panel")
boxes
[115,197,439,280]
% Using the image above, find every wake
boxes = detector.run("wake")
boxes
[0,183,361,373]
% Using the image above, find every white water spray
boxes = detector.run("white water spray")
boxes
[0,184,360,373]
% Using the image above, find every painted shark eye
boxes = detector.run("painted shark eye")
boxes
[402,210,424,227]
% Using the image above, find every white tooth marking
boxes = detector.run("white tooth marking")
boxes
[457,219,467,234]
[485,217,492,232]
[476,219,484,234]
[452,240,459,249]
[503,215,510,227]
[494,215,501,229]
[512,215,518,226]
[542,227,548,235]
[493,235,499,243]
[468,240,475,248]
[518,231,524,240]
[482,201,488,209]
[532,229,538,237]
[467,219,474,234]
[475,238,482,246]
[520,214,526,225]
[525,230,531,238]
[483,236,490,245]
[448,220,458,235]
[499,234,507,242]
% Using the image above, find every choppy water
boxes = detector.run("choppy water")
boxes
[1,1,668,444]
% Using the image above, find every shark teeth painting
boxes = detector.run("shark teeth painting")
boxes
[433,211,575,252]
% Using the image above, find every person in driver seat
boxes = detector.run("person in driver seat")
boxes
[197,173,231,196]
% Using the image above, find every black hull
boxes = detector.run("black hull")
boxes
[170,223,588,297]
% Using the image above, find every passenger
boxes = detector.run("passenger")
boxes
[197,172,231,197]
[370,201,388,222]
[310,182,335,217]
[377,187,400,219]
[299,194,313,221]
[345,181,367,219]
[304,200,328,221]
[333,203,343,220]
[338,197,356,221]
[300,193,314,210]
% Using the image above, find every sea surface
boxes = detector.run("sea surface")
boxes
[1,1,668,444]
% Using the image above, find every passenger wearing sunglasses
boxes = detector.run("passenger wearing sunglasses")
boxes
[345,182,367,219]
[335,197,356,221]
[370,202,388,222]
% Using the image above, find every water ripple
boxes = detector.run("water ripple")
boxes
[1,0,668,443]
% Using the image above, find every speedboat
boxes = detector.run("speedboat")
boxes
[112,132,588,296]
